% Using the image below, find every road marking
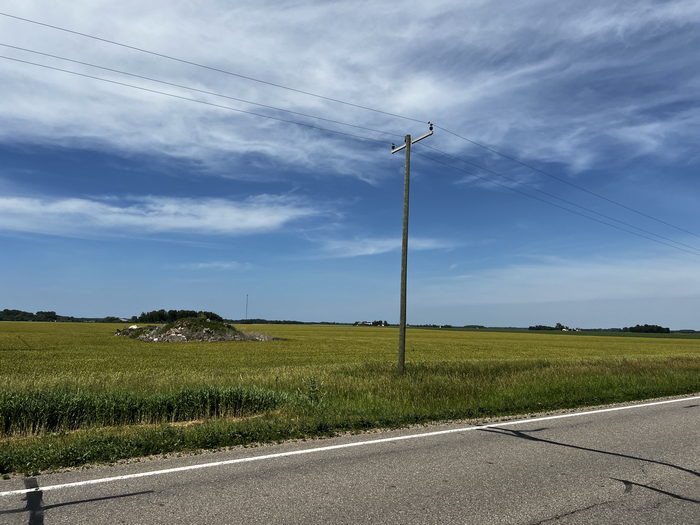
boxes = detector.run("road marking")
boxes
[1,395,697,497]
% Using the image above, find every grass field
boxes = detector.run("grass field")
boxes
[1,321,698,474]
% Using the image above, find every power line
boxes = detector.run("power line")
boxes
[419,143,700,255]
[0,55,387,146]
[0,42,403,139]
[2,57,697,257]
[0,11,425,125]
[2,10,695,240]
[1,35,696,256]
[434,125,700,240]
[413,146,700,257]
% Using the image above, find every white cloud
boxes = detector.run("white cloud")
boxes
[0,194,318,237]
[0,0,698,182]
[319,237,454,258]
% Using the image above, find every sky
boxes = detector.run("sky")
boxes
[1,0,699,328]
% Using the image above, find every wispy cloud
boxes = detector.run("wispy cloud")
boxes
[454,167,539,191]
[417,254,700,306]
[0,194,318,237]
[318,237,455,258]
[1,0,698,181]
[178,261,252,271]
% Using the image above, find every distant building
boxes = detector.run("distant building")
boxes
[353,320,388,327]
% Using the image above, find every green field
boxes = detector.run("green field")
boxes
[1,321,698,474]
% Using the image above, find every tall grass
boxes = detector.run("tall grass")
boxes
[0,386,289,436]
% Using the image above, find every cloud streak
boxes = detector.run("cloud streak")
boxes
[0,194,318,237]
[318,237,454,258]
[178,261,252,271]
[417,255,700,306]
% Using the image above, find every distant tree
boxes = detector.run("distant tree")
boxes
[624,324,670,333]
[0,309,35,321]
[135,309,223,323]
[198,311,223,322]
[35,311,58,322]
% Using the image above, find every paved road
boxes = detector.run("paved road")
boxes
[1,397,698,524]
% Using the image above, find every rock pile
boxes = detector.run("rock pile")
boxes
[115,317,272,343]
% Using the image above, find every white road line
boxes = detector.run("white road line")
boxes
[1,395,698,497]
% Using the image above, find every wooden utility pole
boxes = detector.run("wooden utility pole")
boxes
[391,123,433,373]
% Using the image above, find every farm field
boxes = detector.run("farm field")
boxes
[1,321,699,474]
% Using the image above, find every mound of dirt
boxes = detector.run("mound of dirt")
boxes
[115,317,273,343]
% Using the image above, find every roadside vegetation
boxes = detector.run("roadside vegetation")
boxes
[0,322,698,474]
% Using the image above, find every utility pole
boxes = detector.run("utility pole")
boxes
[245,294,249,320]
[391,123,433,373]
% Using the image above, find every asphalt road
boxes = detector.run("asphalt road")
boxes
[1,397,698,524]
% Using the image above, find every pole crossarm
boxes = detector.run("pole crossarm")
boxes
[391,123,433,154]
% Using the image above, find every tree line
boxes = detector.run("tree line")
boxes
[0,309,62,322]
[132,310,223,323]
[0,308,225,324]
[622,324,670,333]
[529,322,670,333]
[528,322,571,331]
[0,309,128,323]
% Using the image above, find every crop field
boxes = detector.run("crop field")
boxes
[1,321,699,474]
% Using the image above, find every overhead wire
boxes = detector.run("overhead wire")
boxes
[0,42,404,139]
[0,54,388,146]
[0,11,425,125]
[1,11,697,255]
[7,43,694,253]
[2,55,698,257]
[433,125,700,240]
[419,143,700,255]
[412,146,700,257]
[2,44,692,252]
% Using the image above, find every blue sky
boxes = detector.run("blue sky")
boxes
[1,1,699,328]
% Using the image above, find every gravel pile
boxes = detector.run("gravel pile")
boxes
[115,317,273,343]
